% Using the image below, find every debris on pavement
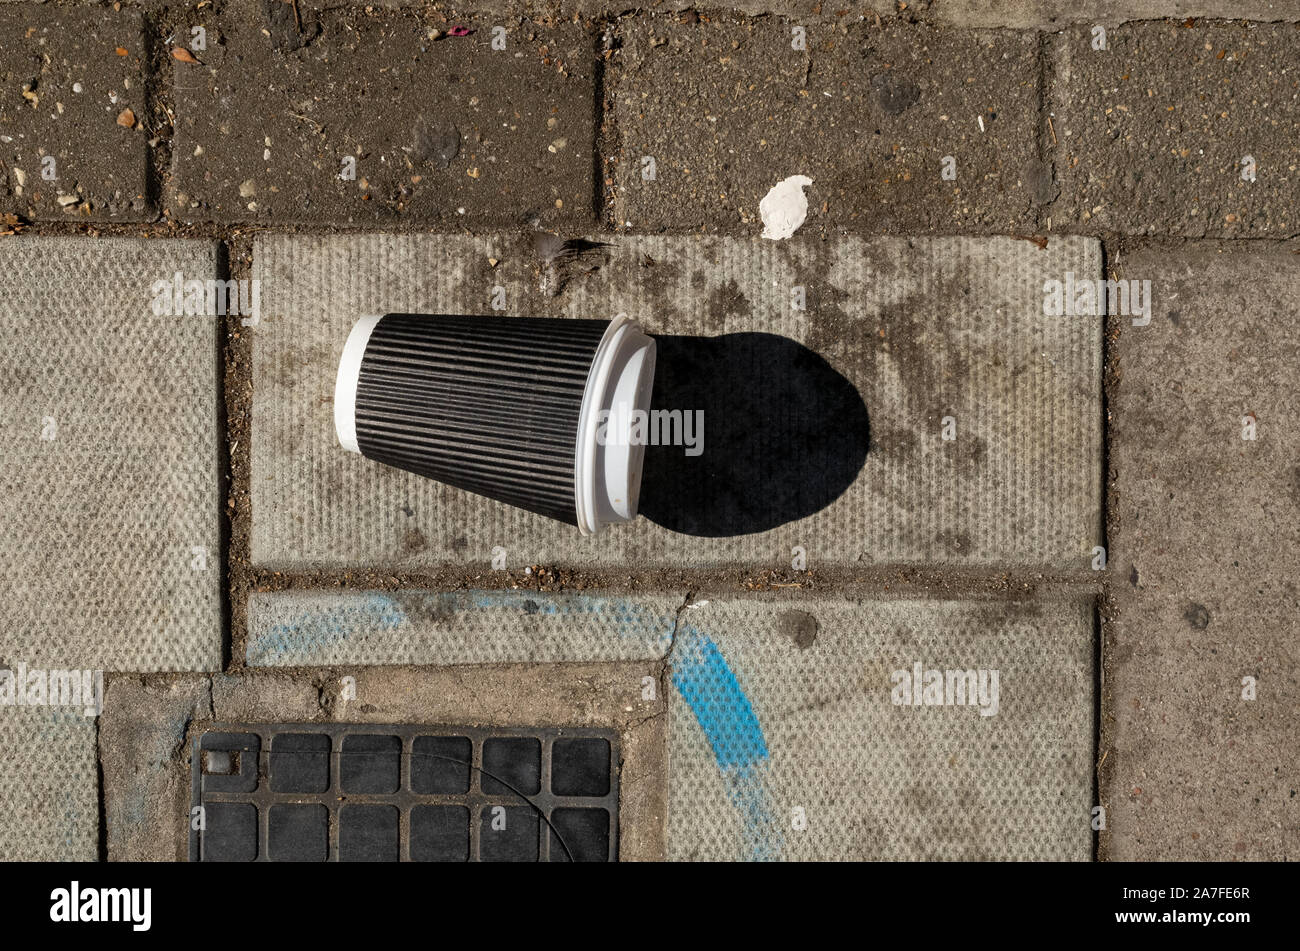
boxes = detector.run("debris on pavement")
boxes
[758,174,813,240]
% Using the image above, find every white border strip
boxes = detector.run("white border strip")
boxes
[334,314,384,454]
[574,315,632,534]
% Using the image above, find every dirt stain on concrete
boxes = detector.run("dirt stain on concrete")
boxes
[704,277,751,334]
[777,609,819,649]
[1183,603,1211,630]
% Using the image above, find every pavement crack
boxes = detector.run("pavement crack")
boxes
[660,589,694,665]
[624,708,666,732]
[655,590,694,710]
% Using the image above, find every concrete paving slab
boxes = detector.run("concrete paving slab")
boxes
[0,6,152,221]
[889,1,1300,25]
[1049,22,1300,237]
[0,707,98,860]
[291,0,1300,26]
[0,237,223,672]
[251,233,1102,572]
[169,6,595,227]
[0,0,1294,20]
[101,664,667,860]
[880,1,1300,27]
[612,17,1044,234]
[665,594,1095,860]
[246,589,679,666]
[1105,246,1300,860]
[100,676,212,862]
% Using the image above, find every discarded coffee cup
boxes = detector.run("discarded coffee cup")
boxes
[334,312,656,533]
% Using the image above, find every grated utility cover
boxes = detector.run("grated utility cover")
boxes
[189,723,618,862]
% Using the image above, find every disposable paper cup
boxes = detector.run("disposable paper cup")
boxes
[334,312,657,533]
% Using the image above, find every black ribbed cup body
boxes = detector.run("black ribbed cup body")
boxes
[353,313,610,524]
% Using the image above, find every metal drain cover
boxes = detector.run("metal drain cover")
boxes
[189,723,618,862]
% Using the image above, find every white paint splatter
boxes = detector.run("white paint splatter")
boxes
[759,175,813,240]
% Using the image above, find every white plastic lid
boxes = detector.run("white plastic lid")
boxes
[334,314,383,454]
[574,314,658,535]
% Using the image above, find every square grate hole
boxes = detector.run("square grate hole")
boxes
[190,724,618,862]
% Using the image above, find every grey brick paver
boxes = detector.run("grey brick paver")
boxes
[1049,22,1300,237]
[613,18,1045,234]
[0,6,152,221]
[1106,246,1300,860]
[170,9,596,227]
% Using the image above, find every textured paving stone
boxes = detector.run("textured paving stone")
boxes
[666,595,1095,860]
[251,233,1102,571]
[901,0,1300,27]
[1049,22,1300,237]
[0,6,152,221]
[612,17,1044,234]
[0,707,98,860]
[294,1,1300,26]
[898,0,1300,25]
[170,5,595,226]
[245,589,679,666]
[0,238,223,672]
[1106,246,1300,860]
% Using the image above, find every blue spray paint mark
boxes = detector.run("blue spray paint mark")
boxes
[672,626,780,861]
[248,593,407,665]
[249,590,677,665]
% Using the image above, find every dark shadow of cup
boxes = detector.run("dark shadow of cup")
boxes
[638,332,870,537]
